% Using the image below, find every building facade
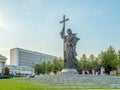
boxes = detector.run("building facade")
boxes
[0,55,7,74]
[6,65,34,75]
[10,48,57,67]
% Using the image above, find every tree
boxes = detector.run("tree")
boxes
[34,58,64,74]
[34,46,120,75]
[98,46,118,74]
[117,50,120,63]
[78,54,88,70]
[3,67,10,75]
[118,50,120,60]
[35,64,42,75]
[45,61,53,74]
[116,50,120,70]
[89,54,98,69]
[52,58,64,71]
[41,61,47,74]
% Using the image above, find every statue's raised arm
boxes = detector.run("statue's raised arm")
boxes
[60,28,64,39]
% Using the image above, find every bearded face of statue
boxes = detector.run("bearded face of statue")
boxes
[67,29,72,36]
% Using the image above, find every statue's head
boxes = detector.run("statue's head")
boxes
[67,28,72,35]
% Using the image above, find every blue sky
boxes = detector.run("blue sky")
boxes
[0,0,120,64]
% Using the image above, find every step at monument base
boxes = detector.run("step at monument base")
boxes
[61,68,78,75]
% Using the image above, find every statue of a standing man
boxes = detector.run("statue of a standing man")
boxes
[60,28,80,69]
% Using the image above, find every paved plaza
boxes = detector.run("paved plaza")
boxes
[33,75,120,88]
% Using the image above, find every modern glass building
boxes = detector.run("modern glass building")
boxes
[10,48,57,67]
[0,55,7,74]
[6,65,34,75]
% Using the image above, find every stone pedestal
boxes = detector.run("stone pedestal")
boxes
[82,70,85,75]
[92,69,95,75]
[100,67,105,75]
[61,68,78,75]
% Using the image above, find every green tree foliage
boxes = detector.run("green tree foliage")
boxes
[78,46,120,74]
[34,58,63,75]
[78,54,88,70]
[3,67,10,75]
[45,61,53,74]
[35,46,120,75]
[78,54,99,71]
[34,64,42,75]
[118,50,120,61]
[52,58,63,71]
[89,54,98,69]
[117,50,120,69]
[98,46,118,74]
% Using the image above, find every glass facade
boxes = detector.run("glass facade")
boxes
[10,48,57,67]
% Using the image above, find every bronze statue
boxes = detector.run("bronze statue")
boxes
[60,15,80,69]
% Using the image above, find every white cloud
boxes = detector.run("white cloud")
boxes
[0,48,10,51]
[0,21,5,28]
[0,13,7,29]
[0,15,16,31]
[0,20,13,30]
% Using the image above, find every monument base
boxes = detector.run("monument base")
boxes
[61,68,78,75]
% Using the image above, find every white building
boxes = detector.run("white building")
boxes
[0,55,7,74]
[6,65,34,75]
[10,48,57,67]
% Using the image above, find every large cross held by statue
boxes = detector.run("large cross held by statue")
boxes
[60,15,69,67]
[60,15,69,29]
[60,15,69,36]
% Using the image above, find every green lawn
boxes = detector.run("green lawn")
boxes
[0,78,120,90]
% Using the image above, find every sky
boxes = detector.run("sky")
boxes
[0,0,120,64]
